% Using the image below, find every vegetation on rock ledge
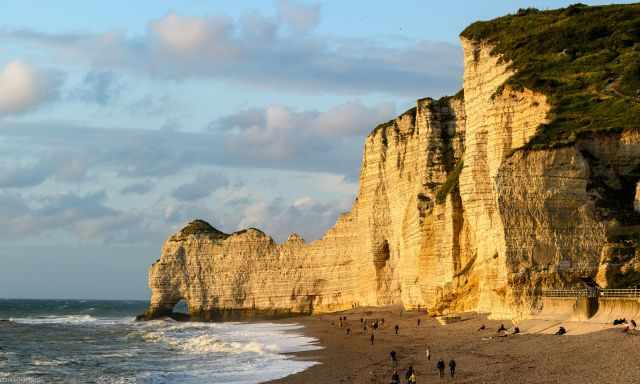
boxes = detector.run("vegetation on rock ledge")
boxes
[461,3,640,149]
[436,160,464,204]
[180,219,228,237]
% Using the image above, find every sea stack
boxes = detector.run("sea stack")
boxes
[142,3,640,321]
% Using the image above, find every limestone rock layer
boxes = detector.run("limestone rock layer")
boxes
[143,36,640,321]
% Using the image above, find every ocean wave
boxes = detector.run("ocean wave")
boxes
[31,357,71,367]
[9,315,134,325]
[143,331,278,355]
[179,335,280,355]
[2,315,321,384]
[140,322,322,357]
[95,376,136,384]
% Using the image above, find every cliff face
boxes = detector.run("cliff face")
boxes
[145,96,467,320]
[143,6,640,321]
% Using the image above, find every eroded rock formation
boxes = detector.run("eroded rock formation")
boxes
[143,95,467,320]
[143,8,640,321]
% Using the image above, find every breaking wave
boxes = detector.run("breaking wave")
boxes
[9,314,133,325]
[0,299,321,383]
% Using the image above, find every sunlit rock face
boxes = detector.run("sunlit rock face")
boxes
[142,94,467,320]
[142,36,640,321]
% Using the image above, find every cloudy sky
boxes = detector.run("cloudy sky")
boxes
[0,0,628,300]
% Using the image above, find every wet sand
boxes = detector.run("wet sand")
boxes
[266,306,640,383]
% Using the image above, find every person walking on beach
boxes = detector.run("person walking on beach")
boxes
[417,318,421,327]
[405,366,415,383]
[390,370,400,384]
[370,333,375,345]
[395,324,400,335]
[437,359,445,379]
[390,350,397,368]
[426,346,431,361]
[449,359,456,378]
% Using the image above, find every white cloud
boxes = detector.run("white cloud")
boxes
[1,99,393,182]
[171,170,230,201]
[2,10,462,96]
[2,98,392,181]
[70,70,123,105]
[312,101,396,137]
[277,0,321,33]
[217,101,395,161]
[0,155,87,188]
[0,60,62,115]
[0,189,219,244]
[236,195,352,242]
[149,12,236,57]
[121,181,155,195]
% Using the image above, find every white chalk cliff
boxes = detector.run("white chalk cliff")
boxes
[142,17,640,321]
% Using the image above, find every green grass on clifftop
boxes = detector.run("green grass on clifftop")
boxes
[461,3,640,149]
[180,219,227,237]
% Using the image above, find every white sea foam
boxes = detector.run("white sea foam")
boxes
[140,321,321,356]
[4,307,321,384]
[31,357,70,366]
[135,321,322,383]
[10,314,97,324]
[10,315,134,325]
[143,333,280,355]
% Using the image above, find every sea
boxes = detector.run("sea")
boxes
[0,299,321,384]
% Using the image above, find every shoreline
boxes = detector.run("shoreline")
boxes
[265,307,640,383]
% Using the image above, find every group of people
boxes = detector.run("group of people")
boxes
[389,348,457,383]
[614,318,637,333]
[334,314,461,382]
[477,323,520,335]
[360,317,385,334]
[485,322,564,336]
[337,315,390,344]
[390,366,416,384]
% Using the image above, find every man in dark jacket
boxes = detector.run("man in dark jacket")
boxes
[437,359,445,379]
[449,359,456,378]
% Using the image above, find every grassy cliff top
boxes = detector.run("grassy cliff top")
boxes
[180,219,228,237]
[461,3,640,149]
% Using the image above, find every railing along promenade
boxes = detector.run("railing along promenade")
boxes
[542,289,640,298]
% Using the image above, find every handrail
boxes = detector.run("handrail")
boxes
[600,289,640,297]
[542,289,594,297]
[541,289,640,298]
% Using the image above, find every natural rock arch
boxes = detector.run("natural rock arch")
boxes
[173,298,189,314]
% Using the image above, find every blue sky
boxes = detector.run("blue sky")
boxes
[0,0,633,300]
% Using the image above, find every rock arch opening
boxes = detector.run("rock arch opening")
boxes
[173,298,189,315]
[164,298,191,321]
